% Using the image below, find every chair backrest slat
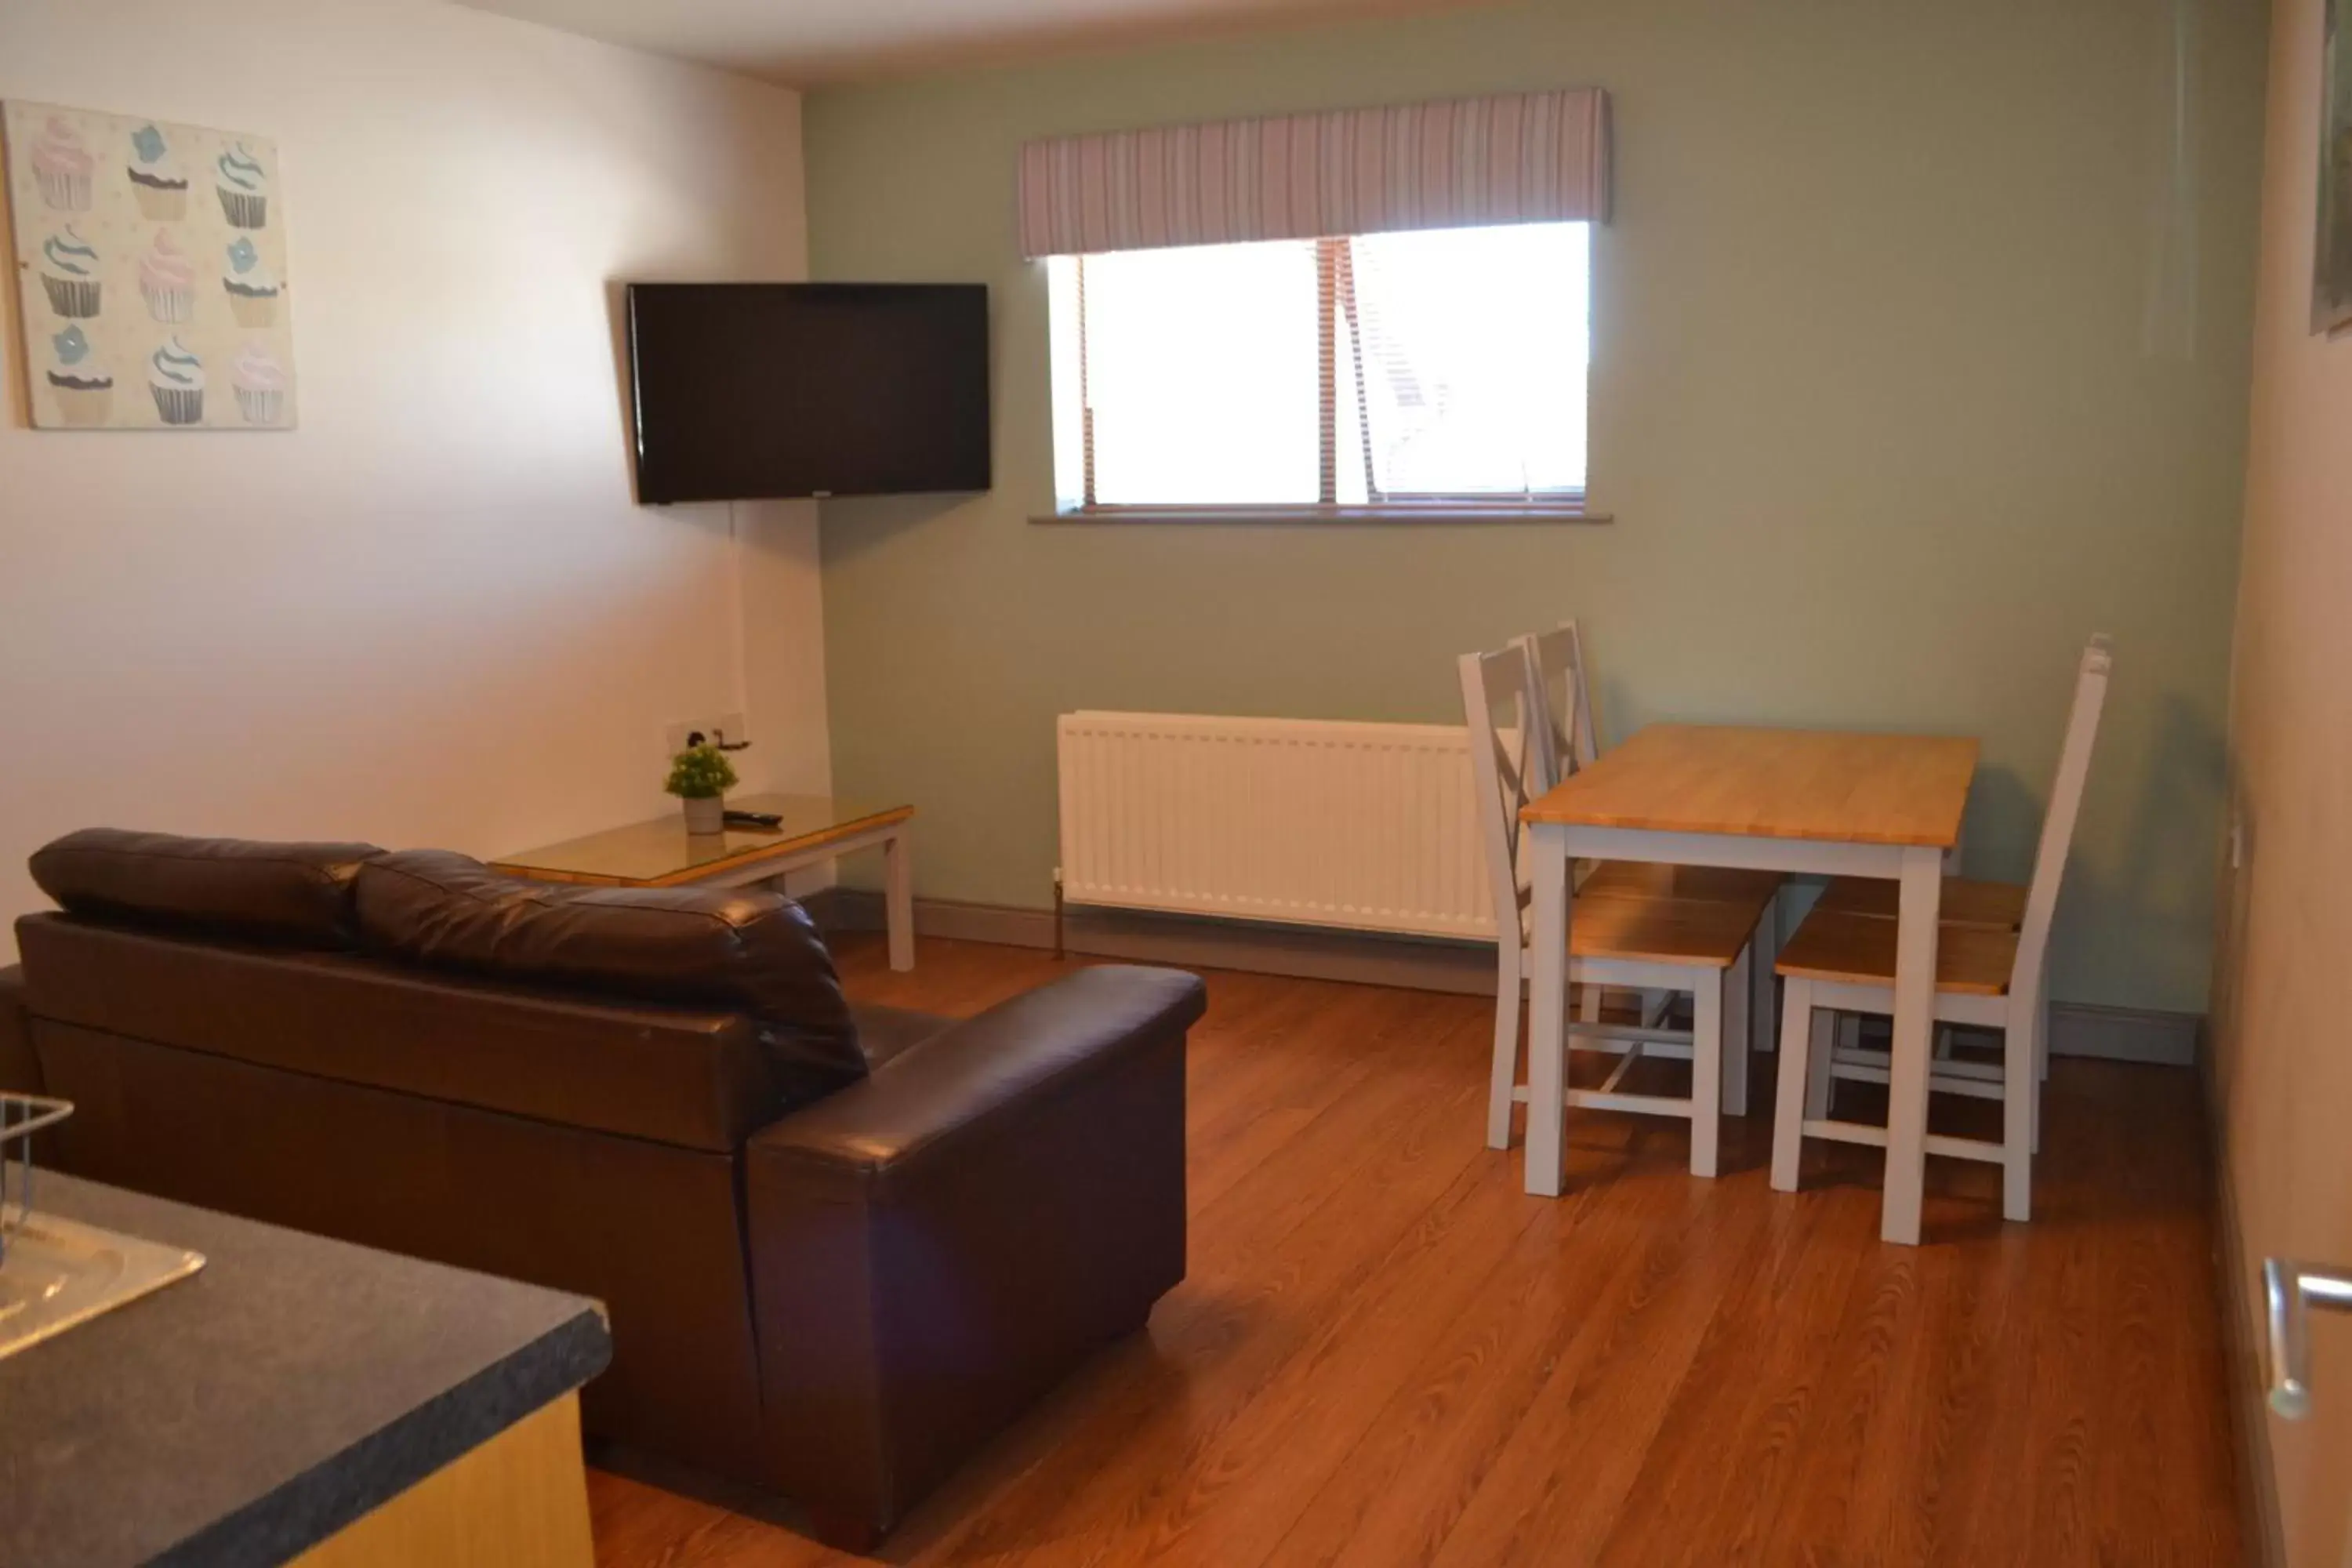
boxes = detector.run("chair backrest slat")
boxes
[1518,620,1598,792]
[1457,645,1541,951]
[2013,635,2114,995]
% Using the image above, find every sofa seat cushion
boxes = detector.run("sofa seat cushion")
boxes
[16,913,782,1152]
[31,829,382,950]
[356,851,865,1108]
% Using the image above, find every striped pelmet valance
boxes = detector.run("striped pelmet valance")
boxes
[1016,89,1611,259]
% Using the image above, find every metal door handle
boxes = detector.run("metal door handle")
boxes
[2264,1258,2352,1419]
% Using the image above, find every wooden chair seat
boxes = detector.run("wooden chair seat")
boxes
[1571,891,1773,970]
[1774,909,2016,996]
[1579,862,1784,906]
[1809,875,2025,929]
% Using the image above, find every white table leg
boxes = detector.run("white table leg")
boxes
[1523,826,1571,1197]
[1769,977,1813,1192]
[1690,967,1723,1178]
[883,827,915,972]
[1879,845,1945,1245]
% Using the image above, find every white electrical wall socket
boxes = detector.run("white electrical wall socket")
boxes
[665,713,749,756]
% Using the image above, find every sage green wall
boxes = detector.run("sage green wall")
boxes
[804,0,2266,1013]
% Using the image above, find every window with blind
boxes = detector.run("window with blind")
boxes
[1047,221,1591,517]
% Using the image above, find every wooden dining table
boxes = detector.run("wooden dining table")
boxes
[1519,724,1978,1245]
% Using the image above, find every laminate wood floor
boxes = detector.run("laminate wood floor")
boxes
[589,936,2241,1567]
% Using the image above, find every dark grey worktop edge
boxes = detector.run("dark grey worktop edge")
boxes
[152,1305,612,1568]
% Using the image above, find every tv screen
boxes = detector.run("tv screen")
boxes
[626,282,991,504]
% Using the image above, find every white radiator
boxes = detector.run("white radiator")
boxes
[1055,711,1496,940]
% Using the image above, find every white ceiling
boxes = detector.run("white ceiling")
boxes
[459,0,1478,85]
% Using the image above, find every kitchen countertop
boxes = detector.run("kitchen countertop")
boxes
[0,1169,610,1568]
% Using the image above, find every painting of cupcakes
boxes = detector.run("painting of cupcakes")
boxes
[126,122,189,220]
[222,235,282,327]
[38,226,103,318]
[29,116,95,211]
[231,342,289,426]
[214,142,268,227]
[139,228,198,322]
[45,325,113,426]
[148,337,205,425]
[5,104,299,431]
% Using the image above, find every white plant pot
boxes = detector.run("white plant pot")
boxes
[681,794,725,835]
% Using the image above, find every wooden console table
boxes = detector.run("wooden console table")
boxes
[494,793,916,971]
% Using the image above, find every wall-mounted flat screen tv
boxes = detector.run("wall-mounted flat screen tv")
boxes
[626,282,991,505]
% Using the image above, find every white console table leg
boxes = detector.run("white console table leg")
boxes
[884,828,915,972]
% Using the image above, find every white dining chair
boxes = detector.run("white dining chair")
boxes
[1516,621,1788,1061]
[1518,619,1600,784]
[1768,635,2113,1222]
[1461,644,1773,1174]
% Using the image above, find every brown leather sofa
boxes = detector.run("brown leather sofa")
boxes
[0,829,1204,1548]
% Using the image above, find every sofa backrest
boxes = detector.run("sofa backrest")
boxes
[16,913,777,1474]
[18,828,869,1136]
[16,914,785,1152]
[355,850,863,1107]
[31,828,383,949]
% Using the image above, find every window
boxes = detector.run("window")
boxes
[1047,222,1591,517]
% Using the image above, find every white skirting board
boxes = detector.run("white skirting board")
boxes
[2043,1000,2199,1067]
[809,889,2201,1068]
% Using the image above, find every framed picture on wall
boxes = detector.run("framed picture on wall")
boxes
[2320,0,2352,333]
[3,100,296,429]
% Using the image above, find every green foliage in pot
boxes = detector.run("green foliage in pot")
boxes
[665,743,739,800]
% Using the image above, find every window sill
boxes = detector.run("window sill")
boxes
[1029,504,1612,526]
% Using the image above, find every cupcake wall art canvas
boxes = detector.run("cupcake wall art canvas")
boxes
[3,100,296,429]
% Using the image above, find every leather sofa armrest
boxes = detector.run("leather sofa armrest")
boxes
[753,964,1204,1181]
[0,965,38,1097]
[744,964,1204,1544]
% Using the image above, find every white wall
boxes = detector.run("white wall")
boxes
[0,0,829,956]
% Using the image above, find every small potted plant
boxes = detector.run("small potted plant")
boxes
[666,743,739,835]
